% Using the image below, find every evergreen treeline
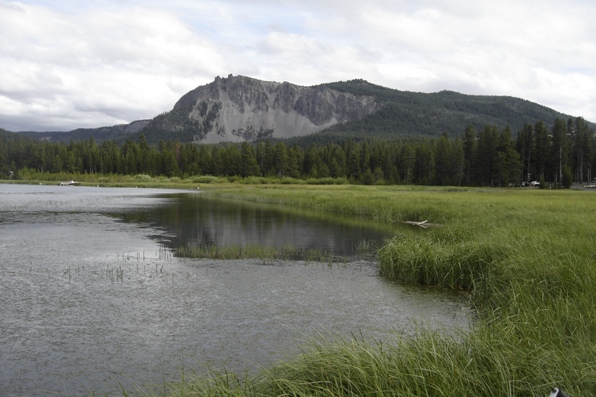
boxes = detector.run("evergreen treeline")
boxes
[1,117,594,187]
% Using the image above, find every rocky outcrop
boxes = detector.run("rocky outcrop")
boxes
[154,74,380,143]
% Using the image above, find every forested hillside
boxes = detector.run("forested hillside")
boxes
[17,120,150,144]
[2,118,594,187]
[317,80,582,140]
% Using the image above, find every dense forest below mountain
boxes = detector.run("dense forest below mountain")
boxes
[2,115,594,187]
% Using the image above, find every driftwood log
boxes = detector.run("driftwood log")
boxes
[403,220,441,228]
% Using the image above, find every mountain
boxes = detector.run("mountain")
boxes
[317,80,578,141]
[140,74,381,144]
[13,75,591,144]
[114,75,596,144]
[18,119,150,143]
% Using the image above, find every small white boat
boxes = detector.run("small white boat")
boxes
[58,180,80,186]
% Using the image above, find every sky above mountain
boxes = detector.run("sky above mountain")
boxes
[1,0,595,132]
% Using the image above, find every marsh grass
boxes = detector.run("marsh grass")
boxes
[201,184,482,225]
[9,181,589,395]
[177,244,337,263]
[178,238,378,262]
[5,172,351,189]
[129,186,596,396]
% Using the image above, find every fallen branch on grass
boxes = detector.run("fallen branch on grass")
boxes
[403,220,442,228]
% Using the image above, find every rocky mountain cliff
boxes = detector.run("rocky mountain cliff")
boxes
[141,74,380,143]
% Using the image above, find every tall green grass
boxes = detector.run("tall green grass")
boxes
[143,186,596,396]
[374,189,596,396]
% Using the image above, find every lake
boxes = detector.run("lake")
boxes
[0,184,470,396]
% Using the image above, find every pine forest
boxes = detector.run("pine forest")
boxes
[1,117,594,188]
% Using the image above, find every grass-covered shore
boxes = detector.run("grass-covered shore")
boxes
[4,178,595,396]
[168,184,595,397]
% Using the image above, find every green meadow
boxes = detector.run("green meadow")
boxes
[162,184,595,397]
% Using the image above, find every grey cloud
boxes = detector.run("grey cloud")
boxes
[1,0,596,131]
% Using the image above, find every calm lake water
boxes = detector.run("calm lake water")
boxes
[0,184,470,396]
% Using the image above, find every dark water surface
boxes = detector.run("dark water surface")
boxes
[0,184,470,396]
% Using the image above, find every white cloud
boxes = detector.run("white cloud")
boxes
[0,1,227,131]
[1,0,596,132]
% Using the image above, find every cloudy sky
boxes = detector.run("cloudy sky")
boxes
[1,0,595,132]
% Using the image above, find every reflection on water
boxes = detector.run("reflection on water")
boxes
[0,184,470,396]
[118,194,398,258]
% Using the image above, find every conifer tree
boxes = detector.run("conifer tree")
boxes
[494,126,521,186]
[549,118,569,185]
[533,121,550,182]
[476,125,499,186]
[240,142,260,177]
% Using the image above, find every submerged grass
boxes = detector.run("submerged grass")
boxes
[177,244,334,262]
[137,186,595,396]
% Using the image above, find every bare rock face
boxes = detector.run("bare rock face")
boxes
[161,74,380,143]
